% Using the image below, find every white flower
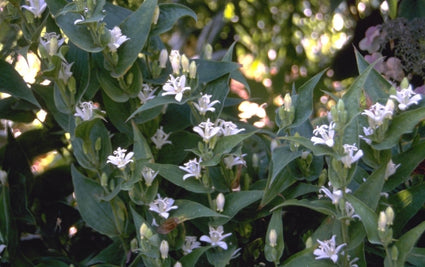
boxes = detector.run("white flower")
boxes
[107,147,134,169]
[58,61,74,84]
[151,126,172,149]
[0,170,7,186]
[142,167,159,186]
[193,118,221,143]
[169,50,181,74]
[138,84,157,104]
[340,144,363,168]
[385,159,400,180]
[162,74,191,102]
[160,240,169,259]
[223,154,246,169]
[108,26,130,52]
[193,94,220,115]
[74,101,96,121]
[362,102,393,129]
[149,194,178,219]
[311,121,335,147]
[200,226,232,250]
[313,235,346,263]
[216,193,225,212]
[40,32,64,56]
[179,158,202,180]
[268,229,277,247]
[345,202,361,220]
[390,85,422,110]
[22,0,47,18]
[0,244,6,257]
[216,119,245,136]
[182,236,201,255]
[319,185,351,205]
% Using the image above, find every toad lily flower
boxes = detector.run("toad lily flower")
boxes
[193,94,220,116]
[390,85,422,111]
[162,74,191,102]
[182,236,201,255]
[107,26,130,52]
[340,144,363,168]
[193,118,221,143]
[311,121,336,147]
[149,194,178,219]
[138,83,157,104]
[319,185,351,205]
[141,167,159,186]
[200,226,232,250]
[179,158,202,180]
[40,32,65,56]
[22,0,47,18]
[74,101,102,121]
[216,119,245,136]
[223,154,246,169]
[107,147,134,169]
[362,102,394,130]
[151,126,172,149]
[313,235,346,263]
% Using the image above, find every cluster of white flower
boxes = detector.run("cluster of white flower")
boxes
[311,121,335,147]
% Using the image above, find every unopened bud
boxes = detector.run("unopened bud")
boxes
[126,72,134,85]
[283,93,292,112]
[49,37,58,56]
[100,173,108,187]
[181,54,190,73]
[152,5,160,25]
[378,211,387,232]
[169,50,181,75]
[391,245,399,261]
[174,261,182,267]
[385,206,394,226]
[270,139,278,152]
[204,44,213,60]
[189,61,197,79]
[216,193,225,212]
[252,153,259,168]
[0,170,7,186]
[130,238,138,251]
[140,223,149,239]
[68,77,76,94]
[111,52,119,65]
[160,240,169,259]
[159,49,168,68]
[400,77,409,89]
[385,99,395,115]
[269,229,277,247]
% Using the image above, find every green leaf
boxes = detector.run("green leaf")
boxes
[202,131,258,166]
[384,141,425,191]
[355,49,390,103]
[270,146,302,185]
[222,42,251,95]
[46,0,104,52]
[271,199,337,217]
[132,121,153,161]
[282,136,335,157]
[0,97,36,122]
[0,60,40,108]
[71,165,119,236]
[172,199,227,222]
[373,107,425,150]
[291,70,326,128]
[282,246,335,267]
[196,60,241,84]
[212,190,263,226]
[354,163,386,210]
[389,183,425,235]
[260,169,296,208]
[97,69,129,103]
[265,210,284,263]
[345,194,381,244]
[151,3,197,35]
[84,240,125,265]
[406,247,425,266]
[113,0,157,77]
[201,74,230,122]
[102,92,132,135]
[342,60,376,119]
[180,246,211,267]
[393,221,425,266]
[145,163,212,193]
[35,260,70,267]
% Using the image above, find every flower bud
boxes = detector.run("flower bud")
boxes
[130,238,138,251]
[152,5,160,25]
[270,139,278,152]
[95,137,102,151]
[140,223,149,239]
[400,77,409,89]
[174,261,182,267]
[181,54,190,73]
[100,173,108,187]
[189,61,197,79]
[391,245,399,261]
[385,206,394,226]
[49,36,58,56]
[204,43,213,60]
[68,77,76,94]
[160,240,169,259]
[159,49,168,68]
[283,93,292,112]
[169,50,181,75]
[0,170,7,186]
[378,211,387,232]
[269,229,277,247]
[126,72,134,86]
[216,193,225,212]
